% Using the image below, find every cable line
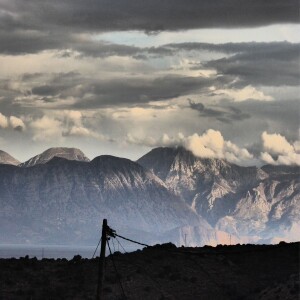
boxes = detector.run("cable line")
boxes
[115,233,150,248]
[115,237,127,254]
[92,237,102,259]
[111,237,116,253]
[107,240,127,299]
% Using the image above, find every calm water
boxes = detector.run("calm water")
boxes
[0,243,140,259]
[0,244,97,259]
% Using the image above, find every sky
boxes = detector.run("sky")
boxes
[0,0,299,166]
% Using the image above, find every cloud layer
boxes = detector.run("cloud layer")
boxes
[260,132,300,166]
[127,129,300,166]
[0,1,299,164]
[2,0,298,35]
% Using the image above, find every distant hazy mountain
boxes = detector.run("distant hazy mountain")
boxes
[0,150,20,166]
[19,147,90,167]
[0,155,217,245]
[0,146,298,246]
[138,147,300,243]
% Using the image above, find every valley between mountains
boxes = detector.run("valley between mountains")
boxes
[0,147,299,246]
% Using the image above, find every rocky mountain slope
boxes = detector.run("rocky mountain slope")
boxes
[138,147,300,243]
[19,147,90,167]
[0,146,298,246]
[0,154,217,245]
[0,150,20,166]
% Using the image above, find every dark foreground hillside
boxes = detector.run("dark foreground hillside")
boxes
[0,242,299,300]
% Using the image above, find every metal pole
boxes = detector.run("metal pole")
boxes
[96,219,107,300]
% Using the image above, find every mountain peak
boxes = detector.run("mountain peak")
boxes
[0,150,20,166]
[137,146,230,181]
[20,147,90,167]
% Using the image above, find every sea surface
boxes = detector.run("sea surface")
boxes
[0,243,140,259]
[0,244,97,259]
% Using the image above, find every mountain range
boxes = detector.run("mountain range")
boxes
[138,147,300,244]
[0,147,299,246]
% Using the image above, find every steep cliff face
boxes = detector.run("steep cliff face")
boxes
[138,147,266,221]
[138,147,300,242]
[0,150,20,166]
[0,155,208,245]
[19,147,90,167]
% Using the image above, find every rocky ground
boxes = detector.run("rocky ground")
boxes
[0,242,299,300]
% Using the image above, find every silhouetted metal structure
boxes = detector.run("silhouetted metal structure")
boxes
[96,219,116,300]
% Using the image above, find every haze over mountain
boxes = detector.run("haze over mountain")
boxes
[0,149,219,246]
[138,147,300,244]
[0,146,299,246]
[0,150,20,166]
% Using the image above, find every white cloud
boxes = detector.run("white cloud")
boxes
[65,126,103,139]
[68,126,91,137]
[63,110,82,126]
[184,130,253,164]
[126,133,155,147]
[214,85,273,102]
[260,131,300,166]
[9,116,26,131]
[224,141,254,164]
[0,112,8,128]
[185,130,224,158]
[293,140,300,152]
[30,116,62,141]
[60,110,104,139]
[30,111,105,142]
[127,129,254,165]
[260,152,276,165]
[0,113,26,131]
[261,131,294,155]
[126,132,184,147]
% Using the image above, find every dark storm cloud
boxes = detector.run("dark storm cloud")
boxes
[224,99,299,141]
[0,29,68,55]
[227,107,251,121]
[0,0,298,55]
[158,42,300,87]
[21,73,44,81]
[31,85,62,96]
[73,75,215,108]
[70,42,300,89]
[0,28,162,58]
[204,42,300,86]
[7,72,218,109]
[29,72,84,97]
[0,28,143,57]
[188,99,251,123]
[2,0,298,34]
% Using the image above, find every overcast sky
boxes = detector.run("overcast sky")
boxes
[0,0,299,165]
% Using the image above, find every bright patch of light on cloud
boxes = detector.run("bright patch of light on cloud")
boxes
[260,131,300,166]
[30,115,63,142]
[96,25,300,47]
[0,112,8,128]
[0,112,25,131]
[127,129,254,165]
[214,86,274,102]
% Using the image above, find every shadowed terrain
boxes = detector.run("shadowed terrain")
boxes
[0,242,299,299]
